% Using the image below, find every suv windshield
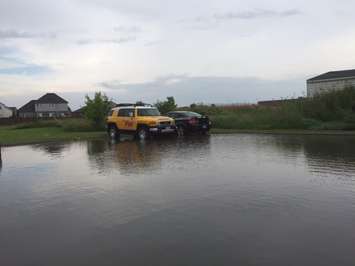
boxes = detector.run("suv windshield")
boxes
[184,112,202,118]
[137,108,160,116]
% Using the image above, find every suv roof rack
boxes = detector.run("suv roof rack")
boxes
[116,103,135,107]
[115,102,153,107]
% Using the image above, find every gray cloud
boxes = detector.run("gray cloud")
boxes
[213,9,301,21]
[98,74,305,105]
[99,80,123,88]
[0,52,51,76]
[0,29,57,39]
[144,40,162,46]
[0,64,51,76]
[77,36,136,45]
[181,8,302,30]
[114,25,142,33]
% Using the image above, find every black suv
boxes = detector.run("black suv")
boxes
[167,111,211,135]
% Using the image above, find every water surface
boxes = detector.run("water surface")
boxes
[0,134,354,266]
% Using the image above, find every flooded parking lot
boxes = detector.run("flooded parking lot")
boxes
[0,134,354,266]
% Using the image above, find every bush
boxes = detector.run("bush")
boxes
[301,87,355,121]
[14,120,61,129]
[185,87,355,130]
[60,119,97,132]
[13,118,100,132]
[84,92,111,130]
[155,97,177,114]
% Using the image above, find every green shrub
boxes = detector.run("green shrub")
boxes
[301,87,355,121]
[14,120,61,129]
[60,119,97,132]
[180,87,355,130]
[84,92,111,130]
[13,118,99,132]
[155,96,177,114]
[210,106,305,130]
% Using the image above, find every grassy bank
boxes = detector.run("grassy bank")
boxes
[3,87,355,147]
[210,128,355,135]
[0,119,106,146]
[187,87,355,131]
[2,121,355,147]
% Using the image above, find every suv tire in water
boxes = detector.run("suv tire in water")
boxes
[108,125,119,140]
[136,126,150,141]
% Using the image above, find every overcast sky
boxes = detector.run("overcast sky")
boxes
[1,0,355,109]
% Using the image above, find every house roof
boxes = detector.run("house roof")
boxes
[73,101,116,113]
[18,93,69,113]
[37,93,68,104]
[18,100,36,113]
[73,106,85,113]
[308,69,355,82]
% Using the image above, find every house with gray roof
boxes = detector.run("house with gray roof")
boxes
[307,69,355,97]
[18,93,71,118]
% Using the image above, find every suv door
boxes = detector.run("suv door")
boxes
[117,108,137,131]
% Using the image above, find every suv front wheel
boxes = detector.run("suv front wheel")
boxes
[108,125,119,140]
[136,126,150,141]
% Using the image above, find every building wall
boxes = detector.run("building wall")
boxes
[19,112,36,118]
[35,103,69,112]
[36,112,69,118]
[0,104,13,118]
[35,103,70,117]
[307,78,355,97]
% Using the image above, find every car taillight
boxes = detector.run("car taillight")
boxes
[188,117,198,125]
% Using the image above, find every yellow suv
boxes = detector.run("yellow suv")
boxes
[107,104,177,140]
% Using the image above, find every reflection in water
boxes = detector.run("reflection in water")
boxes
[31,142,68,157]
[87,136,211,175]
[261,135,355,178]
[302,136,355,178]
[0,134,354,266]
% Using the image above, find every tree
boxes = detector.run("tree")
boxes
[84,92,111,129]
[155,96,177,114]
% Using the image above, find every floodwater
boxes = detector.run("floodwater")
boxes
[0,134,354,266]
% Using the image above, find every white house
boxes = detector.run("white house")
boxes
[307,69,355,97]
[0,102,14,118]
